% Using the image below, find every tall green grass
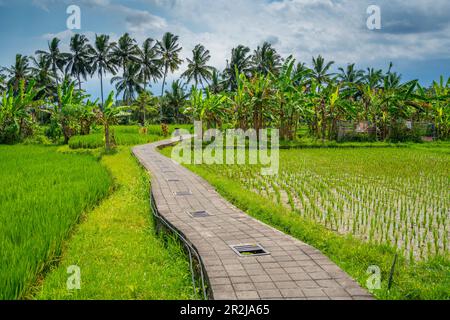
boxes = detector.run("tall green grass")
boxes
[69,133,161,149]
[0,145,111,299]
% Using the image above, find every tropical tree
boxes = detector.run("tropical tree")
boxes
[0,72,6,94]
[79,99,97,135]
[428,76,450,139]
[132,91,158,125]
[338,64,364,85]
[0,80,42,143]
[31,54,55,98]
[252,42,282,76]
[209,69,225,94]
[49,81,88,143]
[90,34,118,107]
[3,54,30,91]
[156,32,183,98]
[162,80,188,123]
[96,91,129,151]
[66,34,93,90]
[272,57,310,140]
[138,38,162,92]
[35,38,69,94]
[111,62,142,105]
[364,67,383,88]
[185,87,229,128]
[111,33,140,76]
[182,44,215,88]
[311,55,334,87]
[223,45,252,90]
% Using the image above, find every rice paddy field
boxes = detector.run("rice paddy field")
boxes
[189,147,450,262]
[0,145,112,299]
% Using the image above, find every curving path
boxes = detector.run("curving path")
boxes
[133,138,373,300]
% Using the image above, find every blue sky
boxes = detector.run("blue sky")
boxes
[0,0,449,100]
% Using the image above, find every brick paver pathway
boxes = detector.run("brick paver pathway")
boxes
[133,138,373,300]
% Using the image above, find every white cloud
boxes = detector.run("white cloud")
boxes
[122,0,450,70]
[33,0,450,93]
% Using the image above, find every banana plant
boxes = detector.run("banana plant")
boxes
[273,57,311,140]
[201,88,229,128]
[96,91,130,150]
[47,81,87,144]
[0,79,42,143]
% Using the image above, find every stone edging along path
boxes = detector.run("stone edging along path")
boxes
[133,138,373,300]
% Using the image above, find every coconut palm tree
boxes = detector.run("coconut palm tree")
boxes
[35,38,69,93]
[111,62,142,105]
[162,80,188,123]
[112,33,140,76]
[156,32,183,97]
[311,55,334,87]
[90,34,118,107]
[338,63,364,84]
[66,34,93,91]
[364,68,383,88]
[223,45,252,90]
[209,69,225,94]
[132,91,158,126]
[182,44,215,88]
[31,54,54,98]
[3,54,30,91]
[252,42,282,76]
[138,38,162,91]
[0,72,7,94]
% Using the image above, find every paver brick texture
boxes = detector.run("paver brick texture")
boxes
[133,139,373,301]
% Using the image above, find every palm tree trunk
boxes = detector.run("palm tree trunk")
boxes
[53,64,61,108]
[77,74,81,91]
[100,69,104,109]
[160,65,168,121]
[161,66,168,96]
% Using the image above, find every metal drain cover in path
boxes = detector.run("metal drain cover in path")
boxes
[188,210,210,218]
[231,244,270,257]
[166,178,181,182]
[174,191,192,196]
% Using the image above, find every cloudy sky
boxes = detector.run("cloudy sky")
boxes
[0,0,449,99]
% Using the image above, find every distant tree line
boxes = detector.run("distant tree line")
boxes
[0,32,449,145]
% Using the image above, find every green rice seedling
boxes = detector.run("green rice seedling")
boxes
[180,147,449,261]
[0,145,111,299]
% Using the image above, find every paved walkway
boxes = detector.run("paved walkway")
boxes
[133,138,373,300]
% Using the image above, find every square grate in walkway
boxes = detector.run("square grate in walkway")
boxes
[188,210,210,218]
[230,244,270,257]
[174,190,192,196]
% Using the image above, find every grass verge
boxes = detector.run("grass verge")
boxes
[36,147,198,300]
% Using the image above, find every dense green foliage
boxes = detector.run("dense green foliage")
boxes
[1,32,448,146]
[0,145,111,299]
